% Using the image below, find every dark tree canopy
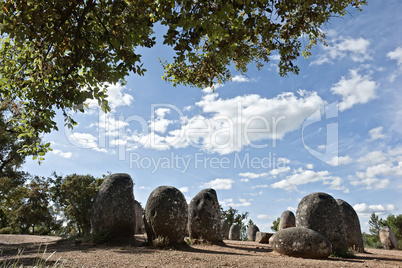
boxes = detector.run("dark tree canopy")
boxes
[0,0,367,156]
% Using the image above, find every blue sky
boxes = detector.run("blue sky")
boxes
[24,1,402,233]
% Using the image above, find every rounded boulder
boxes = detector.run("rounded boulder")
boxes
[90,173,136,241]
[296,192,348,254]
[221,220,230,240]
[247,224,260,241]
[134,200,144,234]
[279,210,296,230]
[188,188,221,242]
[144,186,188,245]
[229,224,241,240]
[270,227,332,259]
[336,199,364,252]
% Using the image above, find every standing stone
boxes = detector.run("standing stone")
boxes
[270,227,332,259]
[91,173,136,241]
[380,226,398,250]
[134,200,144,234]
[221,220,230,240]
[145,186,188,245]
[188,188,221,242]
[296,192,348,254]
[255,232,273,243]
[229,224,241,240]
[279,210,296,230]
[247,224,260,241]
[336,199,364,252]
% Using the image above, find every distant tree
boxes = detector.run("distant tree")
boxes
[368,212,385,236]
[14,176,53,234]
[271,217,280,232]
[51,173,105,237]
[0,0,367,157]
[221,206,249,240]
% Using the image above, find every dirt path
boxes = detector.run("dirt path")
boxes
[1,234,402,267]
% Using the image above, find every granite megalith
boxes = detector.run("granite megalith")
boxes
[380,226,398,250]
[270,227,332,259]
[279,210,296,230]
[221,220,230,240]
[90,173,136,242]
[188,188,221,242]
[255,232,273,243]
[336,199,364,252]
[134,200,144,234]
[229,224,241,240]
[247,224,260,241]
[296,192,348,254]
[144,186,188,245]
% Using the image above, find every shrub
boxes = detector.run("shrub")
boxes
[152,236,170,248]
[0,227,13,234]
[93,228,113,244]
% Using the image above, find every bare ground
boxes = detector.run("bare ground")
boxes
[1,234,402,267]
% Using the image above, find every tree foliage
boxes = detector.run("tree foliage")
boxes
[0,0,367,157]
[271,217,280,232]
[51,173,105,237]
[220,206,249,240]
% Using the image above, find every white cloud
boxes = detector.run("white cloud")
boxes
[51,149,72,159]
[183,105,192,112]
[331,69,379,111]
[387,47,402,66]
[231,75,251,83]
[306,164,314,169]
[115,90,326,154]
[150,108,172,134]
[271,168,347,192]
[353,203,396,214]
[369,126,386,141]
[328,155,353,166]
[201,178,234,190]
[179,187,189,193]
[239,172,269,179]
[311,37,371,65]
[221,198,252,207]
[68,132,108,153]
[257,214,272,220]
[251,185,269,189]
[358,151,387,166]
[139,186,151,190]
[85,83,133,111]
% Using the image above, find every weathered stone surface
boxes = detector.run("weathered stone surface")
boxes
[134,200,144,234]
[336,199,364,252]
[144,186,188,245]
[247,225,260,241]
[279,210,296,230]
[255,232,273,243]
[229,224,240,240]
[221,220,230,240]
[380,226,398,250]
[270,227,332,259]
[296,192,348,253]
[91,173,136,241]
[188,188,221,242]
